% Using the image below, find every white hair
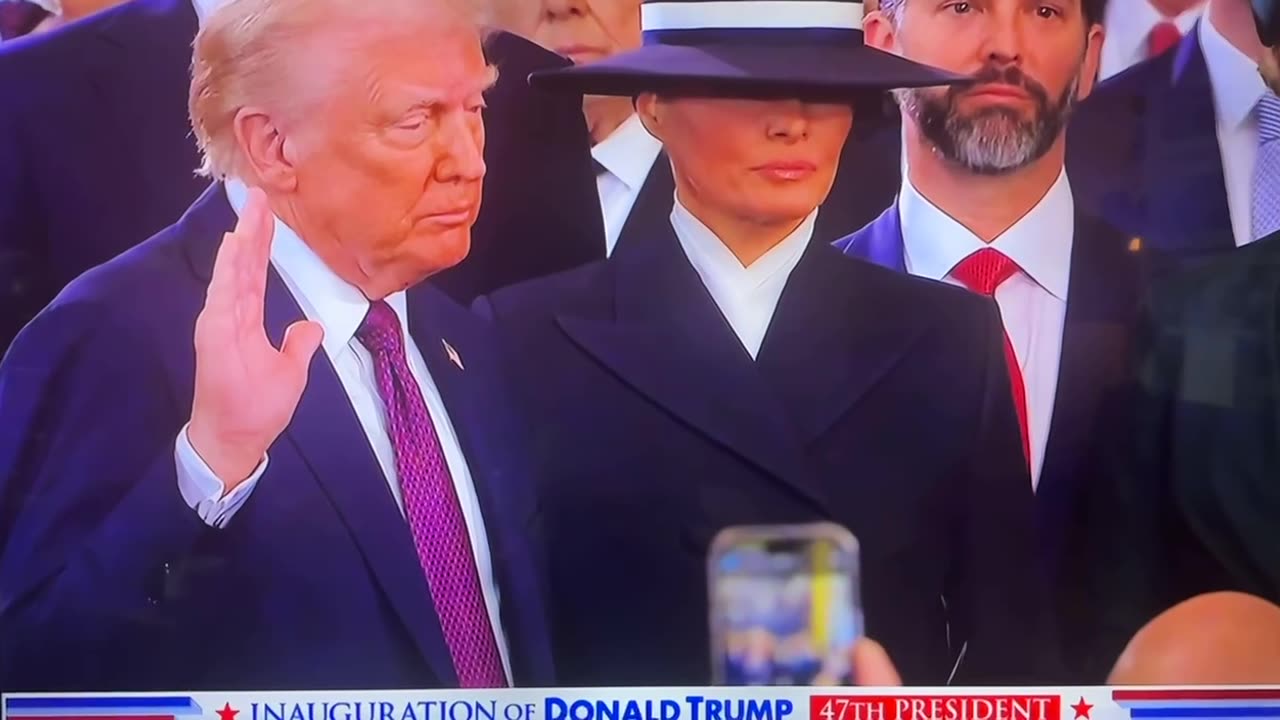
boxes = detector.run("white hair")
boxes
[189,0,493,179]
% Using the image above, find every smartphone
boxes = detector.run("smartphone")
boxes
[708,522,863,686]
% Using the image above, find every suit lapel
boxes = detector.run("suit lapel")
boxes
[843,204,908,272]
[556,223,829,513]
[1036,213,1142,569]
[614,153,676,256]
[757,241,934,443]
[1143,28,1234,257]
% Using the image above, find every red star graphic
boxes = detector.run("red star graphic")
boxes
[1071,698,1094,720]
[216,704,240,720]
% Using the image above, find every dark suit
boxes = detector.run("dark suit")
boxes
[0,185,553,692]
[1090,228,1280,668]
[836,203,1145,680]
[0,0,597,351]
[1068,27,1234,273]
[476,224,1053,686]
[609,132,900,254]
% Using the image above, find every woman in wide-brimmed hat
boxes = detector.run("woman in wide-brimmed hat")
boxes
[478,0,1054,687]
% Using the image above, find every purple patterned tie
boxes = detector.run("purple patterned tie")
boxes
[356,300,508,688]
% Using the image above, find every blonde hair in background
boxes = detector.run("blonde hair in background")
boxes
[189,0,493,180]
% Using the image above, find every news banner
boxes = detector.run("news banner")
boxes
[6,688,1280,720]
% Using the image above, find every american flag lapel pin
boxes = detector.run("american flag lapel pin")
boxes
[443,339,464,370]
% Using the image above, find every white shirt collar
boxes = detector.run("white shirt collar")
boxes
[223,178,410,361]
[899,169,1075,300]
[670,198,815,293]
[1201,12,1270,131]
[28,0,60,16]
[593,113,665,191]
[1105,0,1202,66]
[190,0,228,26]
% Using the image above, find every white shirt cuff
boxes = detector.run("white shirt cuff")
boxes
[174,423,267,528]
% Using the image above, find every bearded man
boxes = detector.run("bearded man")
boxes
[835,0,1145,682]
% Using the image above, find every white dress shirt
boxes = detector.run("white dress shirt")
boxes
[1202,13,1273,247]
[1099,0,1203,80]
[899,170,1075,491]
[670,198,815,360]
[593,113,664,255]
[190,0,225,24]
[174,179,513,683]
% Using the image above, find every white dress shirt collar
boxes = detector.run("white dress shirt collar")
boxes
[223,178,408,362]
[593,113,664,192]
[899,168,1075,300]
[670,197,815,358]
[28,0,60,16]
[191,0,228,26]
[1201,12,1270,131]
[1103,0,1201,70]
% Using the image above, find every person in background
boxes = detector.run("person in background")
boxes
[1108,592,1280,683]
[0,0,552,691]
[1087,0,1280,671]
[0,0,131,39]
[0,0,597,357]
[480,0,1054,686]
[835,0,1137,682]
[1070,0,1279,271]
[1099,0,1204,80]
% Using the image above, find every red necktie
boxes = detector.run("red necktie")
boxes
[951,249,1031,469]
[0,0,47,40]
[1147,21,1182,58]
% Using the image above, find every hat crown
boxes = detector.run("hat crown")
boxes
[639,0,865,41]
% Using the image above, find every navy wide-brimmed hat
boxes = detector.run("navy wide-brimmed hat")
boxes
[529,0,968,100]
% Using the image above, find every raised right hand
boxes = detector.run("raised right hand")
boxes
[188,188,324,489]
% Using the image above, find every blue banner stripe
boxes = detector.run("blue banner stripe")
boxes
[1131,709,1280,718]
[5,698,197,711]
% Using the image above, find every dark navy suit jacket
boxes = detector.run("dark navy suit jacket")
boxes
[836,202,1144,680]
[0,0,599,352]
[476,224,1054,686]
[0,185,553,692]
[1068,27,1234,273]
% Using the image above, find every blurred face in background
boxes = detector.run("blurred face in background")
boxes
[505,0,643,64]
[866,0,1103,175]
[637,95,852,241]
[1261,45,1280,93]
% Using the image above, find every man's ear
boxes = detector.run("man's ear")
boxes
[634,92,664,142]
[1077,23,1106,100]
[232,107,300,192]
[863,10,900,53]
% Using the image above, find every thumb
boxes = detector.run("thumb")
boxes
[853,638,902,686]
[281,320,324,371]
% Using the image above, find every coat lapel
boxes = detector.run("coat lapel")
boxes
[1142,28,1234,258]
[556,223,829,513]
[757,241,935,443]
[1036,212,1142,570]
[183,185,458,685]
[614,153,676,256]
[839,204,908,272]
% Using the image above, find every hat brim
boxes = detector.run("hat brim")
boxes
[528,42,970,101]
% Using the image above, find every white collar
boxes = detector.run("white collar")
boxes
[592,113,664,191]
[670,196,815,294]
[223,178,410,361]
[191,0,228,26]
[1105,0,1202,64]
[28,0,60,16]
[899,169,1075,300]
[1201,12,1270,131]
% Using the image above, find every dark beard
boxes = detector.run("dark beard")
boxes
[895,64,1079,176]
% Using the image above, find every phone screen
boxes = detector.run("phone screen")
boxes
[709,525,863,686]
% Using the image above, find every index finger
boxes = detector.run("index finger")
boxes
[235,186,276,325]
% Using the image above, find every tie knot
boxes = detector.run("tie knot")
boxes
[1147,21,1182,58]
[951,248,1020,296]
[1258,93,1280,144]
[356,300,404,357]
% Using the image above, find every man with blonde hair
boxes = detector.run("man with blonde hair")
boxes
[0,0,553,691]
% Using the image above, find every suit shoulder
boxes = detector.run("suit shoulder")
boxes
[480,260,611,323]
[827,248,995,322]
[1147,234,1280,326]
